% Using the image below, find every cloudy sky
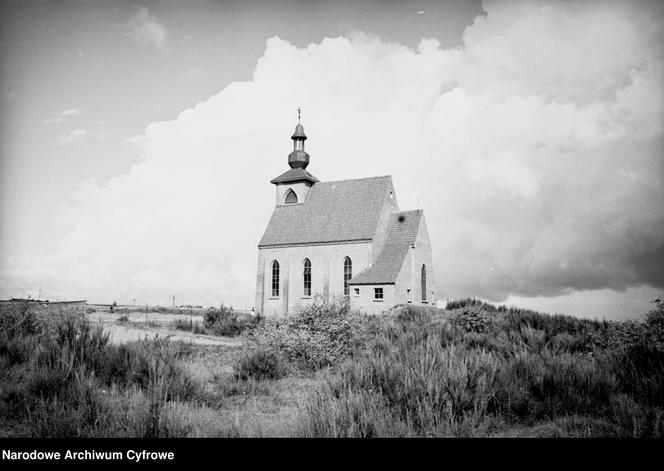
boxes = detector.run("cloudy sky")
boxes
[1,0,662,320]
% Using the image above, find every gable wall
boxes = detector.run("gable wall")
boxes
[394,214,438,306]
[275,181,313,206]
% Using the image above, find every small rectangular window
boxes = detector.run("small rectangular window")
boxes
[354,288,360,297]
[374,288,383,301]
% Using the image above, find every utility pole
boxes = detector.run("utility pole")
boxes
[38,288,41,300]
[172,294,175,308]
[133,298,136,307]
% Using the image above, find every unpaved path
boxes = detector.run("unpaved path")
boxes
[85,310,243,347]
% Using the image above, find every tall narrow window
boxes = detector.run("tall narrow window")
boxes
[421,264,427,302]
[284,189,298,204]
[343,257,352,296]
[303,258,311,296]
[271,260,280,297]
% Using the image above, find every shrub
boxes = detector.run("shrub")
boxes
[449,307,499,334]
[610,394,664,438]
[97,338,199,401]
[203,305,259,337]
[297,384,409,438]
[251,297,367,370]
[0,332,40,367]
[298,326,499,437]
[394,303,442,322]
[0,302,42,338]
[28,370,120,438]
[445,298,502,311]
[502,308,609,340]
[235,348,286,381]
[0,303,201,437]
[124,389,192,438]
[171,317,205,333]
[296,299,664,437]
[645,299,664,350]
[612,342,664,407]
[496,351,617,421]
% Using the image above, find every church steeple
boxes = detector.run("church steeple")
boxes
[270,109,319,206]
[288,108,310,169]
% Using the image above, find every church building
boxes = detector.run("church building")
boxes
[255,117,437,316]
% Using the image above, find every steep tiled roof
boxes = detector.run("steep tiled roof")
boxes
[259,176,393,247]
[349,210,422,285]
[270,168,319,184]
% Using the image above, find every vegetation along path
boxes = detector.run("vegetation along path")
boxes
[0,298,662,437]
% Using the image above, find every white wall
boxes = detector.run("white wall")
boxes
[275,181,313,206]
[255,241,373,316]
[349,284,395,314]
[394,213,438,306]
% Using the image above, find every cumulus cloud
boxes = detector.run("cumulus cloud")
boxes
[3,0,663,313]
[43,108,82,124]
[58,128,88,145]
[124,7,167,49]
[61,109,81,117]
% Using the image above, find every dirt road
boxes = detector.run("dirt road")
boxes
[85,310,243,347]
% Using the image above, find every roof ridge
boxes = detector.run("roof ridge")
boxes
[394,209,423,215]
[321,175,392,184]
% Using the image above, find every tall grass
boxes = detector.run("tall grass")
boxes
[0,302,199,437]
[3,298,663,437]
[295,300,664,437]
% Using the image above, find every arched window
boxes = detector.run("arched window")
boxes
[285,189,298,204]
[303,258,311,296]
[343,256,352,296]
[421,264,427,302]
[271,260,280,297]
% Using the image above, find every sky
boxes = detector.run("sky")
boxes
[0,0,662,320]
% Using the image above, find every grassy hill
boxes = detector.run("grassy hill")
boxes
[0,298,662,437]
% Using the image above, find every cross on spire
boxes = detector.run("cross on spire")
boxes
[297,107,301,124]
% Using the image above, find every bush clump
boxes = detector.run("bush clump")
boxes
[235,348,286,381]
[449,306,499,333]
[295,301,664,437]
[171,317,206,334]
[203,305,260,337]
[250,297,367,371]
